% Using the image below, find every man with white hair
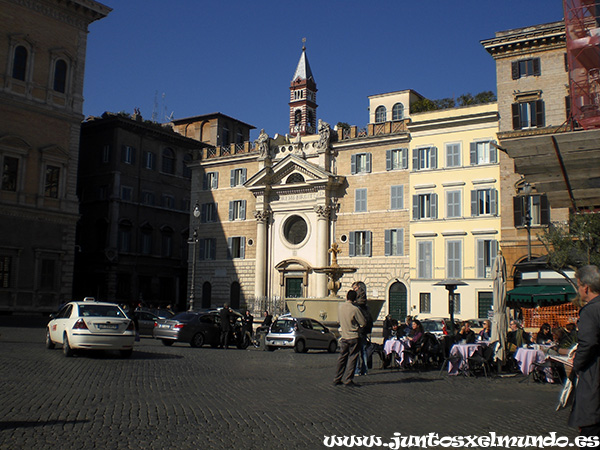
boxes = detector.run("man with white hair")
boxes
[569,265,600,437]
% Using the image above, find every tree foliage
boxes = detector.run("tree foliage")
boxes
[411,90,497,113]
[538,212,600,273]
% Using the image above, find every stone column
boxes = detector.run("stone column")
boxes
[254,210,270,299]
[315,205,330,298]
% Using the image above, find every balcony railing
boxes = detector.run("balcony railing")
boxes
[337,119,408,141]
[202,141,255,160]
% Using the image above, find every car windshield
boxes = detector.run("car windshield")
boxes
[270,319,294,333]
[422,321,444,332]
[79,304,126,318]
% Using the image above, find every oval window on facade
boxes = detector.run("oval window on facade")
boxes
[283,215,308,245]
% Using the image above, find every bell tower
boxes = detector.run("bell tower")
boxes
[289,41,318,136]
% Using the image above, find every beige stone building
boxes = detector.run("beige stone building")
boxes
[481,21,571,293]
[0,0,110,312]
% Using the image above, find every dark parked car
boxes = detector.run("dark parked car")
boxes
[153,309,249,349]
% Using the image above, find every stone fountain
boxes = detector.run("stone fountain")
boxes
[285,243,385,325]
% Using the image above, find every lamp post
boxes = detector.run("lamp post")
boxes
[522,182,533,261]
[434,280,468,336]
[188,203,200,311]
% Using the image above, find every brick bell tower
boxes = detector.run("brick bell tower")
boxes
[289,42,318,136]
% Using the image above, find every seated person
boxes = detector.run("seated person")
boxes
[388,322,404,340]
[536,323,553,345]
[455,321,476,344]
[565,323,578,343]
[382,315,397,342]
[507,319,531,352]
[478,320,492,341]
[550,327,576,354]
[402,315,413,336]
[406,319,424,347]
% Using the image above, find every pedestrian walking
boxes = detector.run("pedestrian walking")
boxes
[333,289,366,387]
[569,265,600,437]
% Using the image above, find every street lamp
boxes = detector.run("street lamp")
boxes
[188,203,200,311]
[434,280,468,336]
[522,182,533,261]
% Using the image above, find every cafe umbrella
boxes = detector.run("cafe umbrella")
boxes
[491,251,508,369]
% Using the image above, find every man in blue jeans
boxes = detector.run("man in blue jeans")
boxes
[333,290,366,387]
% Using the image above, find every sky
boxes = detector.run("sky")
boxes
[83,1,565,142]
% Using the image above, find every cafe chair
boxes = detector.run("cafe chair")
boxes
[467,341,499,378]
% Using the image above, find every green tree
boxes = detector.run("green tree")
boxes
[474,90,497,104]
[457,93,475,106]
[411,98,437,113]
[538,212,600,286]
[434,97,456,109]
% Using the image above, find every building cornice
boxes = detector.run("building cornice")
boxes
[481,22,566,58]
[6,0,111,29]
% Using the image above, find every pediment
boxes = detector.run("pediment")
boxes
[39,144,70,160]
[245,154,343,193]
[0,134,32,152]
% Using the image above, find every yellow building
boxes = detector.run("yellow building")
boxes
[407,103,500,320]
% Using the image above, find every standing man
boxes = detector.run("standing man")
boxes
[219,304,232,349]
[569,265,600,437]
[333,290,366,387]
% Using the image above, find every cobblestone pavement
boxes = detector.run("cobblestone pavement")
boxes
[0,321,577,450]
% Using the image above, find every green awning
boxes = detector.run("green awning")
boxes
[507,284,576,304]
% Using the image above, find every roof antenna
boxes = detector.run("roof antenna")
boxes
[302,37,306,51]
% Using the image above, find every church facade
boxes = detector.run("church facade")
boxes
[185,48,504,322]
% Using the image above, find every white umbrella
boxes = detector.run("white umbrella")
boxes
[491,251,508,368]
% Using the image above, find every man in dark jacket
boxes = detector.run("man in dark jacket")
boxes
[569,265,600,436]
[219,304,232,349]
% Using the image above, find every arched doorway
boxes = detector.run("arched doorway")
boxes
[201,282,212,309]
[230,281,241,309]
[389,281,407,321]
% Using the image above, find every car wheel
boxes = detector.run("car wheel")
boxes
[63,334,74,357]
[120,349,133,358]
[45,329,55,349]
[327,340,337,353]
[161,339,174,346]
[190,333,204,348]
[294,339,307,353]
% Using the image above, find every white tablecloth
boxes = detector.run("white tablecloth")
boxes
[384,338,412,367]
[514,347,547,375]
[448,343,486,375]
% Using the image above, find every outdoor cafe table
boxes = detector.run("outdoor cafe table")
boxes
[513,346,547,375]
[448,342,487,375]
[384,338,411,367]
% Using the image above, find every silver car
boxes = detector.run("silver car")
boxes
[265,316,338,353]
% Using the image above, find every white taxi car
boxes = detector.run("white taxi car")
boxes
[46,298,135,358]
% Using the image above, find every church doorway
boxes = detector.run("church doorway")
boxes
[285,277,303,298]
[389,281,407,321]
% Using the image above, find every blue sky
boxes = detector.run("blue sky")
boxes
[83,1,564,141]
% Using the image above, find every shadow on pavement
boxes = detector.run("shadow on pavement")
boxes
[0,314,49,329]
[0,419,90,429]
